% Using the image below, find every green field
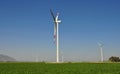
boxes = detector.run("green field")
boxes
[0,62,120,74]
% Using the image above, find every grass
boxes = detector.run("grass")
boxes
[0,62,120,74]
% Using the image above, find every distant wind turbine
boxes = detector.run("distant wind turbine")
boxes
[98,42,104,62]
[60,50,64,62]
[35,55,38,62]
[50,9,61,63]
[62,55,64,62]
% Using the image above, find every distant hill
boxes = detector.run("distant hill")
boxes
[0,54,16,62]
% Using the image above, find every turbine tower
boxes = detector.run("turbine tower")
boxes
[98,42,104,62]
[50,9,61,63]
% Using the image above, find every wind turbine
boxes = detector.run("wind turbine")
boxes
[60,50,64,62]
[61,54,64,62]
[35,55,38,62]
[50,9,61,63]
[98,42,104,62]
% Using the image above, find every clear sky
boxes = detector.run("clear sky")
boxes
[0,0,120,62]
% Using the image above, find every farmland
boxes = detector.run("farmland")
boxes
[0,62,120,74]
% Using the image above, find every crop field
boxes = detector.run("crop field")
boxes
[0,62,120,74]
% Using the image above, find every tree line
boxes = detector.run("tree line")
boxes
[109,56,120,62]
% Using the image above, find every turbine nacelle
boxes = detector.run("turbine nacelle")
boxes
[55,20,61,24]
[98,42,104,47]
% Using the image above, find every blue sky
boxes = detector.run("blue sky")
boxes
[0,0,120,62]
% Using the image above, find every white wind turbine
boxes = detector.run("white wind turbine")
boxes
[98,42,104,62]
[35,54,38,62]
[61,53,64,62]
[60,50,64,62]
[50,9,61,63]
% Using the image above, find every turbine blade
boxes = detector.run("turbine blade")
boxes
[50,9,55,21]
